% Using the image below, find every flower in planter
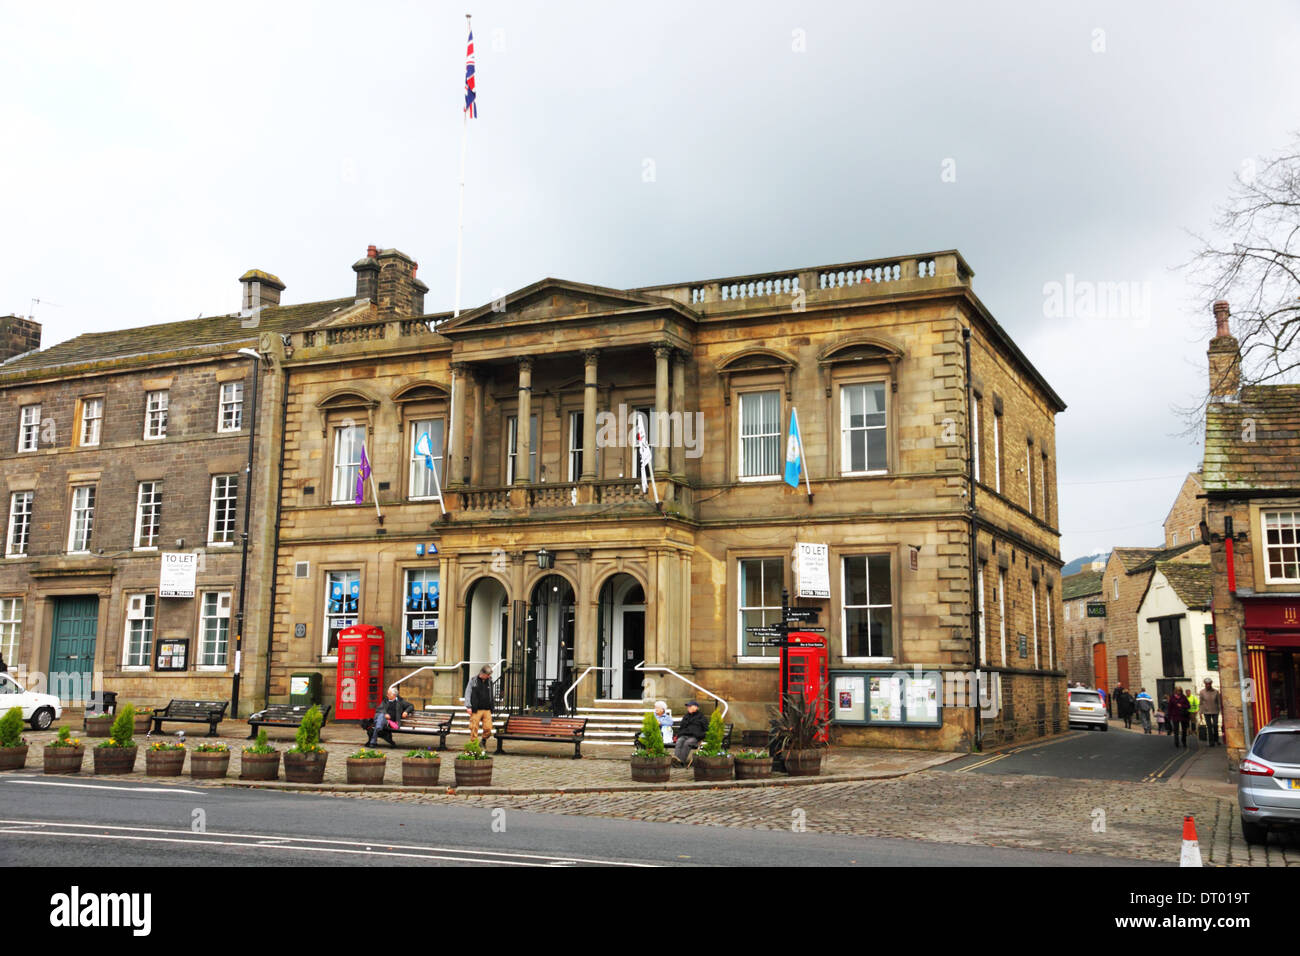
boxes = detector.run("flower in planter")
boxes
[195,742,229,753]
[149,740,185,752]
[97,704,137,750]
[350,748,383,760]
[404,748,438,759]
[243,729,275,754]
[46,726,81,749]
[456,739,490,761]
[1,706,27,749]
[737,749,770,759]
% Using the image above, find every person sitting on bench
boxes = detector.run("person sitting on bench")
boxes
[673,700,708,766]
[367,686,414,747]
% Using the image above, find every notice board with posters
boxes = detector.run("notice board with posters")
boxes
[830,670,942,727]
[155,638,189,672]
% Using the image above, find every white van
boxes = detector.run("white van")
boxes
[0,671,63,729]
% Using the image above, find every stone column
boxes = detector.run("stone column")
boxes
[515,357,533,485]
[469,369,486,486]
[574,548,595,705]
[653,343,671,480]
[448,362,469,486]
[581,349,599,482]
[670,349,686,480]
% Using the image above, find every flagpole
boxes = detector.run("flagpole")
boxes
[364,443,383,522]
[430,447,449,516]
[453,13,472,319]
[794,406,813,502]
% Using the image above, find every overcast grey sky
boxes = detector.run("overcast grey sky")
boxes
[3,0,1297,561]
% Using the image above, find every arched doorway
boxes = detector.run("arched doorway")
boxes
[527,574,575,706]
[597,574,646,700]
[463,577,509,692]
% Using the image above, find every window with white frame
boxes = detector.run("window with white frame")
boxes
[208,475,237,544]
[738,557,783,659]
[332,424,366,503]
[841,383,887,474]
[1040,453,1049,521]
[993,411,1003,494]
[567,411,584,482]
[67,485,95,553]
[79,397,103,446]
[998,568,1007,664]
[408,419,445,499]
[971,396,981,483]
[842,554,893,659]
[1112,576,1119,600]
[977,564,987,663]
[324,570,360,656]
[1031,583,1040,669]
[1046,586,1055,668]
[0,597,21,664]
[1263,510,1300,583]
[1065,601,1071,621]
[403,568,440,658]
[134,481,161,549]
[6,492,31,557]
[1026,442,1034,514]
[199,591,231,667]
[144,391,168,439]
[738,390,781,479]
[18,404,40,452]
[506,414,538,483]
[123,593,156,668]
[218,382,243,432]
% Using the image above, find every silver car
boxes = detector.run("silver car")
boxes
[1238,718,1300,844]
[1068,688,1109,731]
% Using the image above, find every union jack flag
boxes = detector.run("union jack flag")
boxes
[464,26,477,118]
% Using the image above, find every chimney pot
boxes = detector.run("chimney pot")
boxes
[367,244,378,259]
[1213,300,1231,338]
[1207,300,1240,401]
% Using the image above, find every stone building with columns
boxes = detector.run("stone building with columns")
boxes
[263,246,1067,751]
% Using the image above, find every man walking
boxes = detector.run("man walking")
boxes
[1134,688,1154,733]
[1167,686,1191,748]
[463,665,495,750]
[1200,678,1223,747]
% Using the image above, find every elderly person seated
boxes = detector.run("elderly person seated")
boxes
[366,685,414,747]
[672,700,708,766]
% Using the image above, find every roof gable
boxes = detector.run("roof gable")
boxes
[438,278,695,334]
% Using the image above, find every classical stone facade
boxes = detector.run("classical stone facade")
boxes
[266,248,1067,751]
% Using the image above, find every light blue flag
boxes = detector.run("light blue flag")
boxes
[784,408,803,488]
[415,431,435,470]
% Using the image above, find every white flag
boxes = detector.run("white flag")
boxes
[635,414,653,493]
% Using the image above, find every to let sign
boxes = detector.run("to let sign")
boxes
[159,552,198,598]
[795,542,831,599]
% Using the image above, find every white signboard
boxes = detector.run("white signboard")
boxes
[159,552,198,598]
[795,542,830,598]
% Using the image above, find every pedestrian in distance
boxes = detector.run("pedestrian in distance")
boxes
[463,665,495,750]
[1116,686,1135,729]
[1187,686,1201,743]
[1199,678,1223,746]
[672,700,708,767]
[366,685,414,748]
[1167,686,1191,748]
[1134,688,1154,733]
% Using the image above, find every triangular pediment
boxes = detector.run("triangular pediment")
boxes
[439,278,695,334]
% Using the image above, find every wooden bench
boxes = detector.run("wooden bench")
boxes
[631,718,734,751]
[494,715,588,758]
[359,712,454,750]
[150,699,229,737]
[246,703,333,739]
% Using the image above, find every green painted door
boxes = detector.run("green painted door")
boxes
[49,596,99,702]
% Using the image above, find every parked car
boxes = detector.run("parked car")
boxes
[1238,718,1300,844]
[1068,688,1109,731]
[0,671,62,729]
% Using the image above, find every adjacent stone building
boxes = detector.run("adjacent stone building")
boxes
[1061,565,1104,686]
[1135,561,1216,705]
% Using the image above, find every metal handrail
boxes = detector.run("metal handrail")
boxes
[562,666,615,715]
[634,662,729,718]
[389,658,506,692]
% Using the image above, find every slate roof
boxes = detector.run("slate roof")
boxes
[0,297,359,377]
[1113,547,1164,572]
[1155,562,1212,611]
[1063,569,1104,600]
[1127,541,1203,574]
[1204,385,1300,493]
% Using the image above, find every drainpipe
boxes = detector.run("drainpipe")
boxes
[964,326,982,752]
[231,348,262,718]
[262,359,291,709]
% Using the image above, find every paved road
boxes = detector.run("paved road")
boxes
[943,725,1201,781]
[0,774,1154,867]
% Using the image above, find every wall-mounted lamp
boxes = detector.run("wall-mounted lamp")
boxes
[536,548,555,570]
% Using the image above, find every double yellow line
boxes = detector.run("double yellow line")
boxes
[956,732,1083,772]
[1143,749,1187,782]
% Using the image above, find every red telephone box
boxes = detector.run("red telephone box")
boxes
[782,630,830,741]
[336,625,385,721]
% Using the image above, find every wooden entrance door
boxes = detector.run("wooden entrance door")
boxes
[1092,641,1108,693]
[1116,654,1130,690]
[49,596,99,702]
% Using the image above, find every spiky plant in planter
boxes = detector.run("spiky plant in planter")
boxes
[93,704,138,775]
[452,739,493,787]
[402,747,441,786]
[692,708,734,781]
[283,705,328,783]
[631,712,671,783]
[0,706,28,770]
[769,690,830,777]
[239,729,279,781]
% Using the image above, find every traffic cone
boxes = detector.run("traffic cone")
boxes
[1180,815,1202,867]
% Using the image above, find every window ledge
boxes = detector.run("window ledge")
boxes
[842,657,896,665]
[121,665,149,672]
[206,542,236,548]
[737,657,779,665]
[197,665,228,673]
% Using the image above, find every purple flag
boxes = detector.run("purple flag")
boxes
[355,445,371,505]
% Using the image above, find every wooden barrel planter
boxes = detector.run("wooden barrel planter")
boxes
[93,745,138,775]
[782,749,823,777]
[190,751,231,779]
[43,746,84,775]
[84,714,113,738]
[346,756,387,785]
[734,755,773,780]
[0,744,29,771]
[453,757,493,787]
[401,757,440,787]
[132,713,153,736]
[283,752,328,784]
[693,755,734,782]
[145,748,186,777]
[239,751,280,781]
[630,754,671,783]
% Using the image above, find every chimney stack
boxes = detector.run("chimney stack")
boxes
[239,270,285,311]
[0,314,41,361]
[353,245,381,304]
[1207,300,1241,402]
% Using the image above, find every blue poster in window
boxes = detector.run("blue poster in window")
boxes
[329,580,344,614]
[426,580,439,611]
[347,578,359,613]
[406,630,420,654]
[408,580,423,611]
